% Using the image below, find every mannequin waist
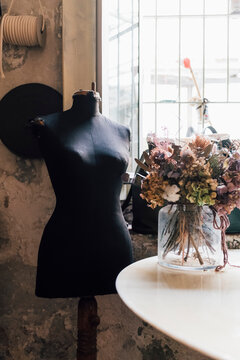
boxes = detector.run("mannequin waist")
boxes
[52,198,123,217]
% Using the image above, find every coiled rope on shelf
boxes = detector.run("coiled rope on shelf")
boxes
[0,0,46,79]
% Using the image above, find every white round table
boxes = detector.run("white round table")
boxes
[116,250,240,360]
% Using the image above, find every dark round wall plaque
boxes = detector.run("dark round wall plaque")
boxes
[0,83,63,158]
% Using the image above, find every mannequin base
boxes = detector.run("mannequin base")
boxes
[77,296,100,360]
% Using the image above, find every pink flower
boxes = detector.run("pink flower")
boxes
[228,157,240,172]
[183,58,191,69]
[227,182,239,192]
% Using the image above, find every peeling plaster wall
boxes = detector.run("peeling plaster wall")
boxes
[0,0,62,98]
[0,1,227,359]
[0,1,78,360]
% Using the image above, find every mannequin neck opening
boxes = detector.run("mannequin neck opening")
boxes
[71,93,100,118]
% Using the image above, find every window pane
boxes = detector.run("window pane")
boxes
[157,18,179,101]
[230,0,240,14]
[157,104,178,139]
[108,0,118,38]
[157,0,179,16]
[119,0,133,33]
[181,0,203,15]
[140,104,155,153]
[119,31,132,68]
[205,84,227,102]
[181,17,203,101]
[205,17,228,101]
[180,103,203,138]
[119,34,132,127]
[206,103,240,139]
[102,0,139,170]
[133,0,138,23]
[141,0,156,16]
[141,18,156,102]
[130,26,139,169]
[229,15,240,101]
[205,0,228,15]
[108,40,118,121]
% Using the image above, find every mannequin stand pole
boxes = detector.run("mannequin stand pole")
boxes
[77,296,100,360]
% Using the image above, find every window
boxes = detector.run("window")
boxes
[101,0,139,171]
[101,0,240,169]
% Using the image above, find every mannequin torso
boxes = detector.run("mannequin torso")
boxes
[33,92,133,298]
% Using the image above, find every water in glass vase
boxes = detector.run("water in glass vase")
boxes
[158,204,222,271]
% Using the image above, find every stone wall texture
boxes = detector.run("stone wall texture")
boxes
[1,1,239,359]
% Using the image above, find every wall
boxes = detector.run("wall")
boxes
[0,0,62,98]
[62,0,96,110]
[0,1,78,360]
[0,1,235,359]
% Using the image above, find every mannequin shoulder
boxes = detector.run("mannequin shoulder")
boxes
[119,124,131,142]
[28,112,64,138]
[28,116,46,138]
[103,116,131,142]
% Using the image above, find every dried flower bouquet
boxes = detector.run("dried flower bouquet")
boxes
[136,135,240,270]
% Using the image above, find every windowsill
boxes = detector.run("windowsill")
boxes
[130,231,240,262]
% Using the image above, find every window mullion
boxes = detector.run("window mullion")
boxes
[155,0,158,134]
[138,0,143,155]
[117,0,120,123]
[131,0,134,167]
[227,0,230,102]
[202,0,205,130]
[178,0,182,140]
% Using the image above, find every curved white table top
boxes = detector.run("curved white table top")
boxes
[116,250,240,360]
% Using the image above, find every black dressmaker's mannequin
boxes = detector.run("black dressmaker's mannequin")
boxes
[31,84,133,359]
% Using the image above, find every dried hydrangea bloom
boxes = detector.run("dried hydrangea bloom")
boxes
[214,190,240,215]
[140,172,168,208]
[182,157,212,179]
[150,146,174,166]
[162,184,180,203]
[185,179,217,206]
[180,147,196,167]
[190,135,211,150]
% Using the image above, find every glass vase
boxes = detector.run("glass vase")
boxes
[158,204,222,271]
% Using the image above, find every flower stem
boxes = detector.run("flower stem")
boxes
[184,236,190,262]
[189,233,204,265]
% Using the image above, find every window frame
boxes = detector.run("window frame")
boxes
[98,0,240,161]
